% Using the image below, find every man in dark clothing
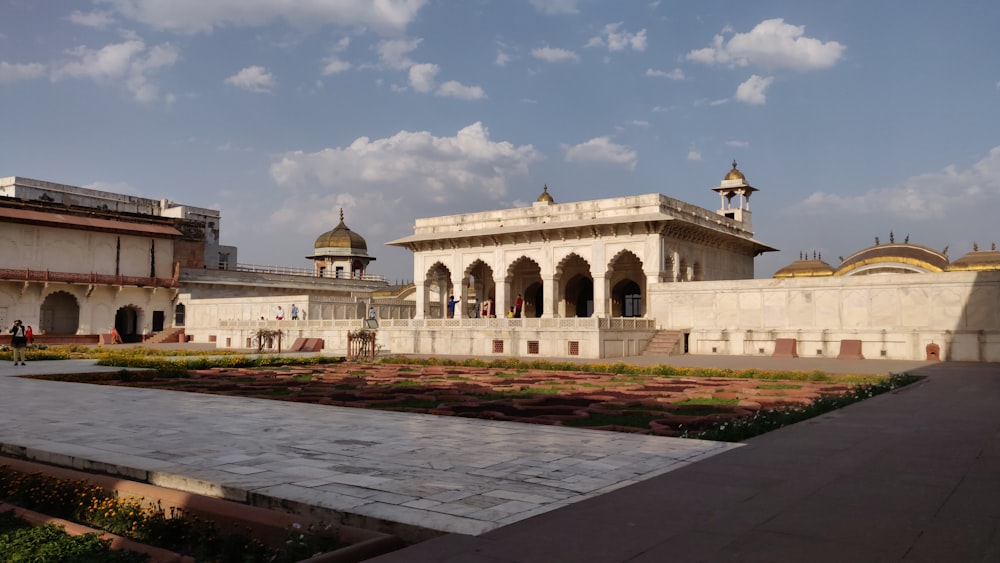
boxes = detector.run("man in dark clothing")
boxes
[9,320,27,365]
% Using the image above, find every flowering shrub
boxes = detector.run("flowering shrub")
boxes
[679,373,920,441]
[0,510,147,563]
[0,467,342,561]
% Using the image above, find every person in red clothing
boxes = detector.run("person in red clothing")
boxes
[25,325,33,344]
[514,294,523,318]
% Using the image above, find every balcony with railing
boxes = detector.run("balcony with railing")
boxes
[235,263,387,283]
[0,268,179,288]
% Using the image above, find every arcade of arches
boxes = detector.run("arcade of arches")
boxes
[419,251,647,319]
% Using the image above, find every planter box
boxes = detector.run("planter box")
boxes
[1,457,404,562]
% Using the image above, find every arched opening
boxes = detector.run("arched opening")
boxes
[507,257,542,318]
[424,262,452,318]
[524,282,543,317]
[556,253,592,318]
[351,259,365,279]
[465,260,495,318]
[565,275,594,317]
[608,250,645,317]
[174,303,186,326]
[115,305,143,343]
[39,291,79,335]
[612,280,642,317]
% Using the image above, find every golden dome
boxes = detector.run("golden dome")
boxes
[537,184,555,203]
[948,243,1000,272]
[314,209,368,253]
[773,253,834,278]
[724,160,746,181]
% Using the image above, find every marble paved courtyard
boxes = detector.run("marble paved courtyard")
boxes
[0,360,738,538]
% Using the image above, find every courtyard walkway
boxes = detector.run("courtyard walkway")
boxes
[0,354,997,561]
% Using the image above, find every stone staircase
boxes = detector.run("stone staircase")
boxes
[144,328,185,345]
[642,330,685,357]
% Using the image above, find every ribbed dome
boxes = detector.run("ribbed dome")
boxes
[836,241,948,276]
[537,184,555,203]
[773,254,835,278]
[724,160,746,181]
[314,209,367,253]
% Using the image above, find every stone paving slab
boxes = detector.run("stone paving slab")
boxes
[0,359,737,539]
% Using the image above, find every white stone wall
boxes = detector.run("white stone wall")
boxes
[2,223,174,278]
[648,270,1000,361]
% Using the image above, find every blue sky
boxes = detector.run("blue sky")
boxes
[2,0,999,282]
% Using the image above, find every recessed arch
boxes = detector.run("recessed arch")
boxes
[555,253,593,318]
[115,304,144,343]
[424,261,453,318]
[608,250,645,317]
[39,290,79,335]
[507,256,541,318]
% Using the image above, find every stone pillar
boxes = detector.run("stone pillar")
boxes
[672,250,681,282]
[593,273,608,318]
[494,275,508,319]
[415,281,427,319]
[453,275,466,319]
[541,276,556,318]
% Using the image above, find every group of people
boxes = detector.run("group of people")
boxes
[8,320,34,365]
[275,304,302,321]
[445,294,526,319]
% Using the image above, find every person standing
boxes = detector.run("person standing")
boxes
[290,304,299,320]
[25,325,33,345]
[276,305,284,320]
[514,294,523,318]
[9,320,27,366]
[447,295,456,318]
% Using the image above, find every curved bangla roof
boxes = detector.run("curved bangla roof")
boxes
[836,242,949,275]
[772,237,1000,278]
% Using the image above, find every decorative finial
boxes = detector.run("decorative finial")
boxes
[732,159,738,169]
[905,234,909,244]
[993,242,997,251]
[812,251,817,260]
[838,256,844,263]
[943,245,949,257]
[875,236,880,245]
[339,208,344,222]
[818,252,822,260]
[973,242,979,252]
[889,231,895,244]
[799,251,804,260]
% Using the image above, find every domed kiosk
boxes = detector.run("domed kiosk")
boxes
[307,209,375,279]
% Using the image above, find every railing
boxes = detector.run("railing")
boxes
[236,263,387,283]
[0,268,178,288]
[216,317,655,330]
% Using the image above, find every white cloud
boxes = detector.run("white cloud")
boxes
[495,50,511,66]
[436,80,485,100]
[687,18,845,72]
[792,146,1000,220]
[322,57,352,75]
[51,38,178,103]
[0,61,46,83]
[68,10,116,28]
[270,122,543,212]
[376,37,421,70]
[645,67,684,80]
[532,46,579,63]
[586,23,647,52]
[735,74,773,105]
[630,120,650,127]
[529,0,579,15]
[687,150,702,161]
[103,0,427,35]
[563,137,637,170]
[408,63,439,92]
[224,65,276,93]
[726,140,750,148]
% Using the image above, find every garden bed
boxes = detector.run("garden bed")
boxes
[0,457,404,562]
